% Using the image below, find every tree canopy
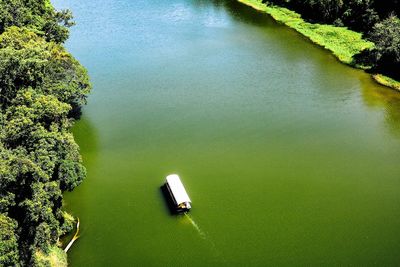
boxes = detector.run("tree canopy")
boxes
[0,0,90,266]
[367,16,400,79]
[0,0,74,43]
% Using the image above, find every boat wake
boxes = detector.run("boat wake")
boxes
[184,213,206,239]
[184,213,226,263]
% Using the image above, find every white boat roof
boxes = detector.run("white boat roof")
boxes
[166,174,191,204]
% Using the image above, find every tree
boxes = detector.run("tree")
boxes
[43,9,75,44]
[0,1,89,265]
[0,0,74,43]
[0,27,91,111]
[0,213,20,266]
[341,0,379,33]
[372,0,400,19]
[58,160,86,191]
[0,0,32,33]
[367,15,400,78]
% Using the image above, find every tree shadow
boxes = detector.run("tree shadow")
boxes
[360,75,400,138]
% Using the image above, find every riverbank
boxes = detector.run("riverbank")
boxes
[237,0,400,91]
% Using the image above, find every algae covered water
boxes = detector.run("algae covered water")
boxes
[52,0,400,265]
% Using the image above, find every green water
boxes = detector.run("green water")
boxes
[53,0,400,265]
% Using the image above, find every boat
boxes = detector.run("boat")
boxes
[165,174,192,212]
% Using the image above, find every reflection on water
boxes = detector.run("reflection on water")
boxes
[72,116,99,168]
[64,116,98,223]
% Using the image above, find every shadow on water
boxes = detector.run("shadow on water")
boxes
[360,77,400,138]
[60,116,99,251]
[209,0,278,27]
[159,185,206,240]
[160,184,180,215]
[72,116,99,168]
[65,115,99,215]
[209,0,337,48]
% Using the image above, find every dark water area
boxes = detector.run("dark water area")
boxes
[52,0,400,265]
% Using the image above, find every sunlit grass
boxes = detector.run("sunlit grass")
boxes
[35,246,67,267]
[373,74,400,91]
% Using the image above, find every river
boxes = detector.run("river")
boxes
[52,0,400,265]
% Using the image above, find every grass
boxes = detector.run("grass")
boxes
[35,246,68,267]
[373,74,400,91]
[237,0,400,91]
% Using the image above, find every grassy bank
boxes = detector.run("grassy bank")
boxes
[237,0,400,91]
[373,74,400,91]
[35,247,67,267]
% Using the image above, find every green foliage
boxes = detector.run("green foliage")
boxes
[59,212,74,236]
[34,246,67,267]
[0,0,91,265]
[0,27,90,110]
[367,16,400,78]
[262,0,396,33]
[42,9,75,44]
[58,160,86,191]
[373,74,400,91]
[340,0,379,33]
[0,0,74,43]
[0,213,20,266]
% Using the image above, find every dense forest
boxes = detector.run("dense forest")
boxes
[262,0,400,80]
[0,0,91,266]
